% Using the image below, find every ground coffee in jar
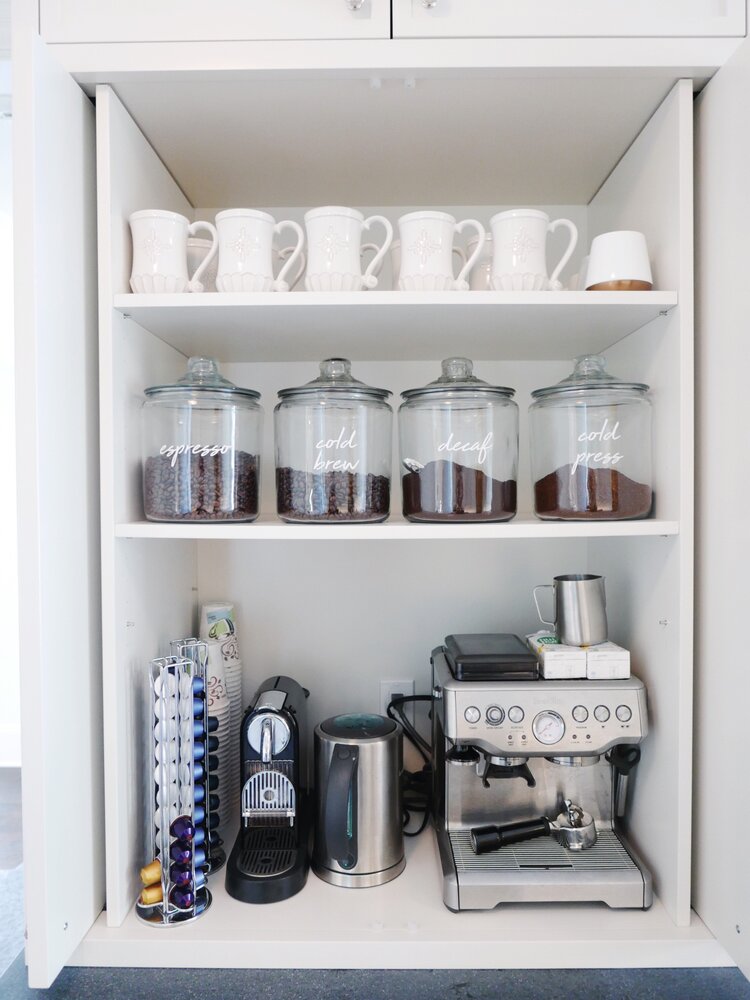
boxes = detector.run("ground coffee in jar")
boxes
[142,358,262,522]
[399,359,518,522]
[529,356,652,521]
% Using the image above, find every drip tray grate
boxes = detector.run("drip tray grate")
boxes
[450,829,639,872]
[238,826,298,878]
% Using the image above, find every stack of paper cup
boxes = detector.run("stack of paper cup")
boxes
[206,642,232,843]
[201,602,243,831]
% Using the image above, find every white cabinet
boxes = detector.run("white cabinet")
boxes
[393,0,746,39]
[40,0,390,43]
[11,13,749,992]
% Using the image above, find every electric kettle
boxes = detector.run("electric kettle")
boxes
[312,713,404,888]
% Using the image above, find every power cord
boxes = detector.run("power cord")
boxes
[387,694,433,837]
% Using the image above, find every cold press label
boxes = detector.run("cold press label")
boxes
[571,420,624,475]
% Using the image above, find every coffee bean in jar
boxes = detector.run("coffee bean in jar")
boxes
[399,358,518,522]
[274,359,392,523]
[529,355,652,521]
[142,358,262,523]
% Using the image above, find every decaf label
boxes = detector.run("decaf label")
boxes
[313,428,360,472]
[572,419,624,474]
[437,431,494,465]
[160,444,231,468]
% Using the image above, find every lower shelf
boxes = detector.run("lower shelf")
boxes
[115,516,680,541]
[73,832,730,970]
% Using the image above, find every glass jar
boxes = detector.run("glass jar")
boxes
[141,357,262,522]
[274,359,393,523]
[529,355,652,520]
[399,358,518,522]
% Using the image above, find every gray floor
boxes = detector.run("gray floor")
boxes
[2,767,750,997]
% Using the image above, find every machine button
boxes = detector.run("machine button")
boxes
[616,705,632,723]
[572,705,589,723]
[594,705,610,723]
[508,706,524,724]
[486,705,505,726]
[464,706,481,724]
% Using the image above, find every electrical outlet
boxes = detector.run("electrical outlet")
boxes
[380,679,415,725]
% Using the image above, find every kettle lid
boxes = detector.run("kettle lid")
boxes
[320,713,397,740]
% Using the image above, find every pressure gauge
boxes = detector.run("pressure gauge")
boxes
[532,710,565,745]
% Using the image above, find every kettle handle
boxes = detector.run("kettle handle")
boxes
[324,745,359,871]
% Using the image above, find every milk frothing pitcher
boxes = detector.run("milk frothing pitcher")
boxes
[533,574,608,647]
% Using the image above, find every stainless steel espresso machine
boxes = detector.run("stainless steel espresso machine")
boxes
[431,637,653,912]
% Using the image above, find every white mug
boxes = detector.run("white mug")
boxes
[215,209,305,293]
[467,233,493,291]
[397,211,484,291]
[391,238,466,291]
[304,206,392,291]
[490,209,577,291]
[129,210,218,294]
[585,231,653,291]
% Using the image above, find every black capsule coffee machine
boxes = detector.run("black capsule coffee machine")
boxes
[226,675,311,903]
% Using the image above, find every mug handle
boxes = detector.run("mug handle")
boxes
[277,246,306,290]
[273,220,305,292]
[361,215,393,290]
[361,242,385,278]
[454,220,485,290]
[533,585,556,629]
[452,245,467,278]
[187,221,218,293]
[548,218,578,289]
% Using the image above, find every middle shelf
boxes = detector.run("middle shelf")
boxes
[113,291,678,362]
[115,516,680,541]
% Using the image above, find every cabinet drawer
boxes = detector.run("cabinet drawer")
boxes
[393,0,746,39]
[40,0,390,43]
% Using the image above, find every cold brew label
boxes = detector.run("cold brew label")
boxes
[437,431,494,465]
[571,419,624,475]
[313,428,360,472]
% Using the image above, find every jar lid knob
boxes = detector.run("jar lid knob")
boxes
[320,358,352,381]
[441,357,474,381]
[572,355,608,378]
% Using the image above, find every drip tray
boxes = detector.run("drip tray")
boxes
[238,826,298,878]
[450,829,639,873]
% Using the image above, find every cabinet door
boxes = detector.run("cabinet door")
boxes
[393,0,745,39]
[40,0,390,43]
[13,25,104,990]
[694,32,750,980]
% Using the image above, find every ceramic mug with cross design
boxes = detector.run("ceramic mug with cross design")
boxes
[304,206,393,291]
[397,211,485,291]
[215,208,305,292]
[489,209,577,292]
[129,209,218,293]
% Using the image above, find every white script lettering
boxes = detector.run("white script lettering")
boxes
[437,432,494,465]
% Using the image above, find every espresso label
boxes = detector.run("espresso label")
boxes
[159,444,231,468]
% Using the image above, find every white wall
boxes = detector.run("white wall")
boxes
[0,57,19,766]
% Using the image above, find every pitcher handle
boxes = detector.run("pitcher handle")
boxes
[187,220,218,292]
[454,220,485,290]
[273,220,305,292]
[361,215,393,289]
[547,218,578,288]
[533,585,556,629]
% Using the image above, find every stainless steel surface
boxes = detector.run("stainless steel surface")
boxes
[533,574,608,647]
[247,712,291,759]
[242,769,297,825]
[312,855,406,888]
[313,718,404,887]
[432,647,651,911]
[551,801,597,850]
[135,887,212,927]
[255,689,287,712]
[237,827,298,878]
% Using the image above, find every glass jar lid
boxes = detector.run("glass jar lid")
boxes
[401,358,515,401]
[277,358,391,401]
[145,357,260,400]
[531,355,649,399]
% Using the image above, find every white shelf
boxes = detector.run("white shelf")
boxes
[113,291,678,363]
[71,832,730,970]
[115,515,679,541]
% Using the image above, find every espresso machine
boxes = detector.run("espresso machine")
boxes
[431,638,653,912]
[226,675,311,904]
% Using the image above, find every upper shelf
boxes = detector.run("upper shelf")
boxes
[114,290,677,362]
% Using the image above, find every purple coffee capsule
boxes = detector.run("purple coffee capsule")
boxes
[169,815,195,842]
[169,885,195,910]
[169,843,206,866]
[169,863,207,889]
